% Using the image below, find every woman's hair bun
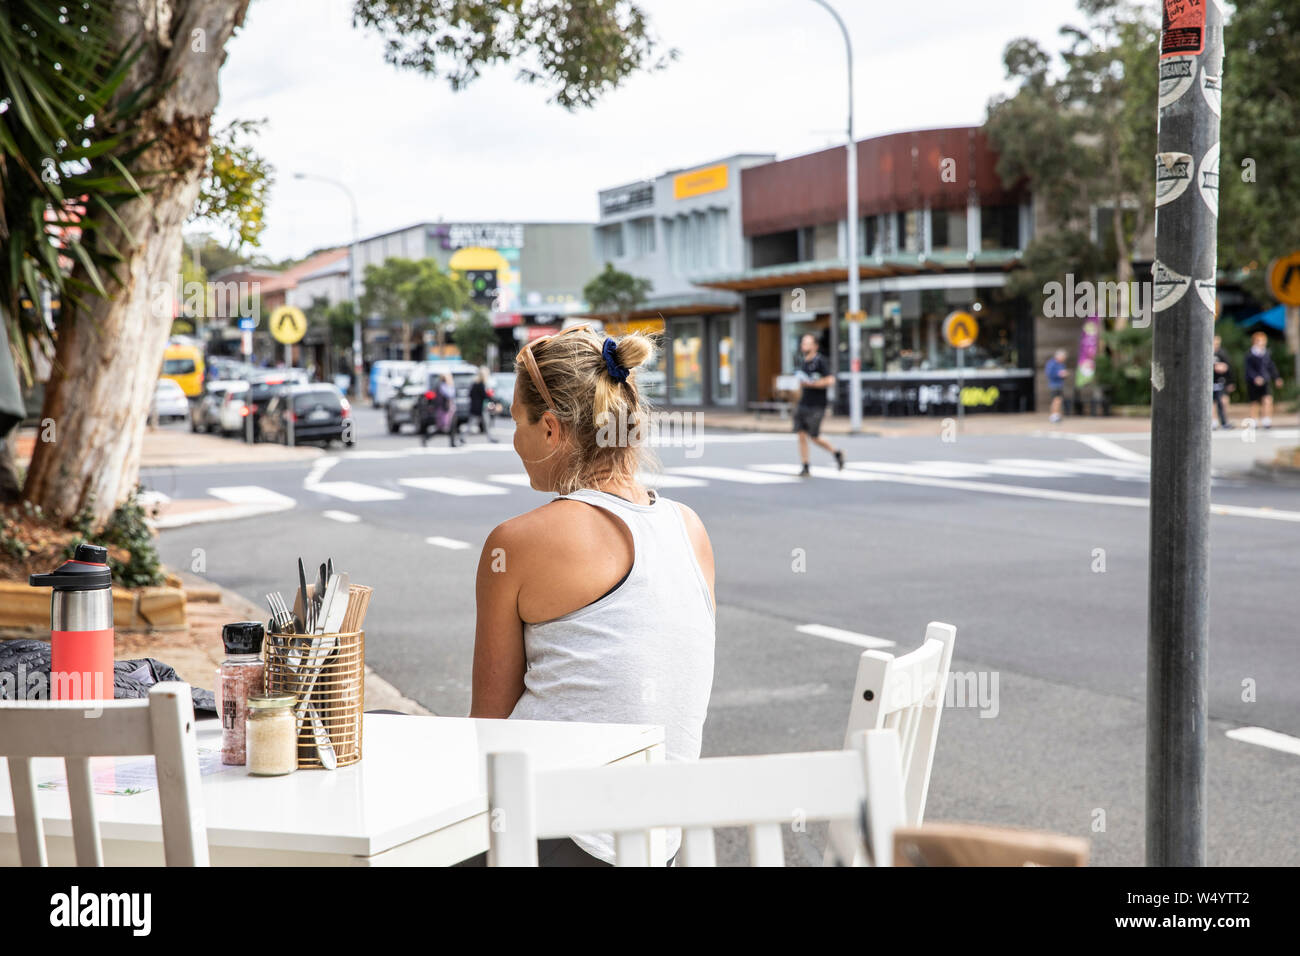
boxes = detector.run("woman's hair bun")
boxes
[613,333,654,372]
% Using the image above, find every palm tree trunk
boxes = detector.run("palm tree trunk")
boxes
[22,0,250,528]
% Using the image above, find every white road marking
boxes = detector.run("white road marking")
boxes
[400,476,509,496]
[308,481,405,502]
[640,471,709,488]
[426,536,473,550]
[488,473,534,487]
[208,485,297,508]
[1070,434,1153,463]
[834,467,1300,522]
[322,510,361,523]
[1226,726,1300,757]
[304,456,339,489]
[668,466,800,484]
[753,464,877,480]
[847,461,1001,478]
[796,624,896,649]
[710,683,833,708]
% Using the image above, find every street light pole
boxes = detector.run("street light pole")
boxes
[295,172,363,398]
[809,0,861,433]
[1146,1,1223,866]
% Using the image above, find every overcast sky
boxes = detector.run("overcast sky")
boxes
[211,0,1086,261]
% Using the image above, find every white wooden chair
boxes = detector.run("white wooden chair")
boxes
[487,728,906,867]
[826,621,956,865]
[0,682,208,866]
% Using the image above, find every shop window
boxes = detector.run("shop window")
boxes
[671,318,704,404]
[931,207,967,252]
[596,223,625,260]
[895,211,921,253]
[712,317,737,404]
[627,217,656,256]
[980,204,1020,250]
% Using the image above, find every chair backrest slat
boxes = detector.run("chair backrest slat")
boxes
[748,822,785,866]
[65,757,103,867]
[0,683,207,867]
[7,758,46,867]
[842,622,957,826]
[489,730,905,867]
[678,826,716,867]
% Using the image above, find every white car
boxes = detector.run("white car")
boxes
[153,378,189,422]
[217,382,252,435]
[371,360,417,407]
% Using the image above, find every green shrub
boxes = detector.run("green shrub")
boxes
[65,486,164,589]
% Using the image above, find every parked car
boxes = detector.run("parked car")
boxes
[490,371,516,417]
[191,380,244,433]
[152,378,189,423]
[412,363,477,436]
[385,368,424,433]
[370,360,417,407]
[217,382,252,436]
[160,341,205,398]
[261,385,354,448]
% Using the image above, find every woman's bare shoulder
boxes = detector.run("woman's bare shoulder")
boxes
[484,499,597,556]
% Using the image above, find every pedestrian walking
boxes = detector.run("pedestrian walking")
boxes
[1045,349,1069,423]
[1244,331,1283,428]
[469,366,498,442]
[792,333,845,476]
[1212,335,1234,429]
[422,372,460,447]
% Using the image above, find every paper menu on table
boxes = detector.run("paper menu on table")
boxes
[37,747,237,796]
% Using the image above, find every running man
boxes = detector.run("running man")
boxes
[792,333,845,476]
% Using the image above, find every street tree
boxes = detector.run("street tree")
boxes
[452,309,496,366]
[1219,0,1300,367]
[361,257,469,359]
[583,263,654,335]
[985,1,1158,322]
[8,0,669,527]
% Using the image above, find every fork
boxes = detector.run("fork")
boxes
[266,592,337,769]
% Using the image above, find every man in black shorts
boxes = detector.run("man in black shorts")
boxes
[793,333,845,476]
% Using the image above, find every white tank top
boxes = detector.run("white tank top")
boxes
[508,487,716,864]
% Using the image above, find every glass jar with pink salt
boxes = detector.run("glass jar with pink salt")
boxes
[220,621,266,765]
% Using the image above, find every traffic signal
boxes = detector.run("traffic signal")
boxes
[465,269,497,306]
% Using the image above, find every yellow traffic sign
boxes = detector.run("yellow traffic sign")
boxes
[944,310,978,349]
[1268,252,1300,306]
[269,305,307,345]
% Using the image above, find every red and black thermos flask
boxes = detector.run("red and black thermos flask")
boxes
[29,543,115,700]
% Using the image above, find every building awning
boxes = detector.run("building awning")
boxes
[1239,304,1285,331]
[691,250,1021,291]
[576,290,741,321]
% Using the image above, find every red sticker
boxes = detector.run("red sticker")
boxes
[1162,0,1206,58]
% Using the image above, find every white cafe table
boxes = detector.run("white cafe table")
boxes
[0,713,664,866]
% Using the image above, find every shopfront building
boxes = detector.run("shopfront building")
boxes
[694,127,1038,416]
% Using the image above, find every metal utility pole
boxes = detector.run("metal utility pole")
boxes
[295,173,363,397]
[809,0,862,433]
[1146,0,1223,867]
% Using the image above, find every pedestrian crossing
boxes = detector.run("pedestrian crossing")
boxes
[218,455,1158,507]
[178,453,1300,526]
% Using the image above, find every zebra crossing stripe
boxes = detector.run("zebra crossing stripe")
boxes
[400,476,509,496]
[308,481,405,502]
[426,536,473,550]
[667,466,800,484]
[796,624,896,649]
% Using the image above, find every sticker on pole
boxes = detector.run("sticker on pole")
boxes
[1200,66,1221,116]
[1198,142,1220,215]
[943,311,978,349]
[1151,261,1191,313]
[1196,278,1217,314]
[1155,153,1194,206]
[1161,0,1206,58]
[1158,57,1195,109]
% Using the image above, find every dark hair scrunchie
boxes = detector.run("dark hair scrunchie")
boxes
[602,337,629,383]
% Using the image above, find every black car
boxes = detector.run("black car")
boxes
[261,385,355,448]
[412,366,476,435]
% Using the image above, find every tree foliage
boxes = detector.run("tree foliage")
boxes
[1219,0,1300,303]
[452,308,495,365]
[361,256,469,334]
[0,0,152,382]
[351,0,675,110]
[986,1,1158,316]
[189,118,274,250]
[583,262,652,332]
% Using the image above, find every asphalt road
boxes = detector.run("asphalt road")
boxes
[145,406,1300,866]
